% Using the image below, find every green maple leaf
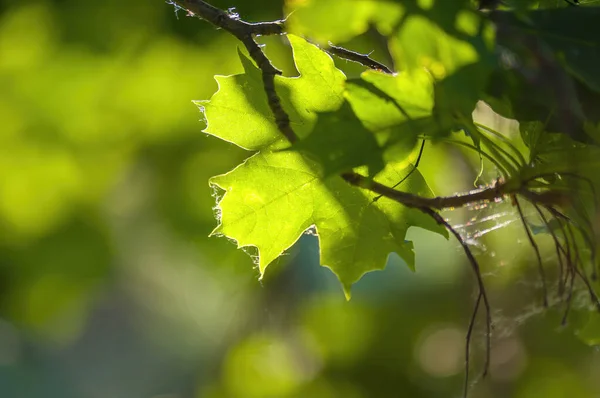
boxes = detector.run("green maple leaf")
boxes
[347,69,435,131]
[345,68,438,161]
[202,34,447,297]
[197,34,345,151]
[210,151,445,298]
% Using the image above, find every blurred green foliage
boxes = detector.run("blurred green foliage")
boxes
[0,1,599,397]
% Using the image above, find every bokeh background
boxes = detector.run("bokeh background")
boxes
[1,0,599,397]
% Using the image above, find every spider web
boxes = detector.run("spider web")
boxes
[440,193,598,393]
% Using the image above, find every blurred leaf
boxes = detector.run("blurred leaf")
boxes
[300,297,374,364]
[515,359,594,398]
[1,217,111,343]
[398,0,474,36]
[519,144,600,181]
[222,333,303,398]
[434,62,495,136]
[519,121,544,160]
[285,0,404,44]
[389,11,484,79]
[578,311,600,346]
[497,7,600,93]
[488,8,600,144]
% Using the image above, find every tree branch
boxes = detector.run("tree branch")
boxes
[169,0,285,37]
[531,203,566,297]
[420,207,492,389]
[514,195,548,307]
[341,172,507,210]
[324,43,394,74]
[169,0,298,144]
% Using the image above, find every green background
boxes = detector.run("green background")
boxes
[0,0,598,397]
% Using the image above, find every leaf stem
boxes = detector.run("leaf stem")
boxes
[464,291,482,398]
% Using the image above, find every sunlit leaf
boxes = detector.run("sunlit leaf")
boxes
[210,151,445,297]
[285,0,404,44]
[345,68,437,162]
[389,14,480,79]
[198,35,345,151]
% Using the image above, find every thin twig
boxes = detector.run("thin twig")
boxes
[551,208,600,317]
[548,206,599,287]
[565,223,600,310]
[570,202,598,281]
[169,0,285,36]
[513,195,548,307]
[550,207,576,295]
[324,43,394,74]
[393,141,426,190]
[562,270,576,326]
[342,171,507,210]
[420,136,509,179]
[464,291,482,398]
[474,122,527,166]
[531,203,565,296]
[420,207,492,379]
[373,140,426,203]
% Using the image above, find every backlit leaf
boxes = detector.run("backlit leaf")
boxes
[198,35,345,151]
[210,151,445,297]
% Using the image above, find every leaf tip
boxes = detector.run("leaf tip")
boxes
[343,284,353,301]
[208,225,223,238]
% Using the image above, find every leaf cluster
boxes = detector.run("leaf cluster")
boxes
[199,0,600,294]
[171,0,600,393]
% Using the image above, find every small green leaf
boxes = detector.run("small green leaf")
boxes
[198,35,345,151]
[278,35,346,116]
[198,49,281,151]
